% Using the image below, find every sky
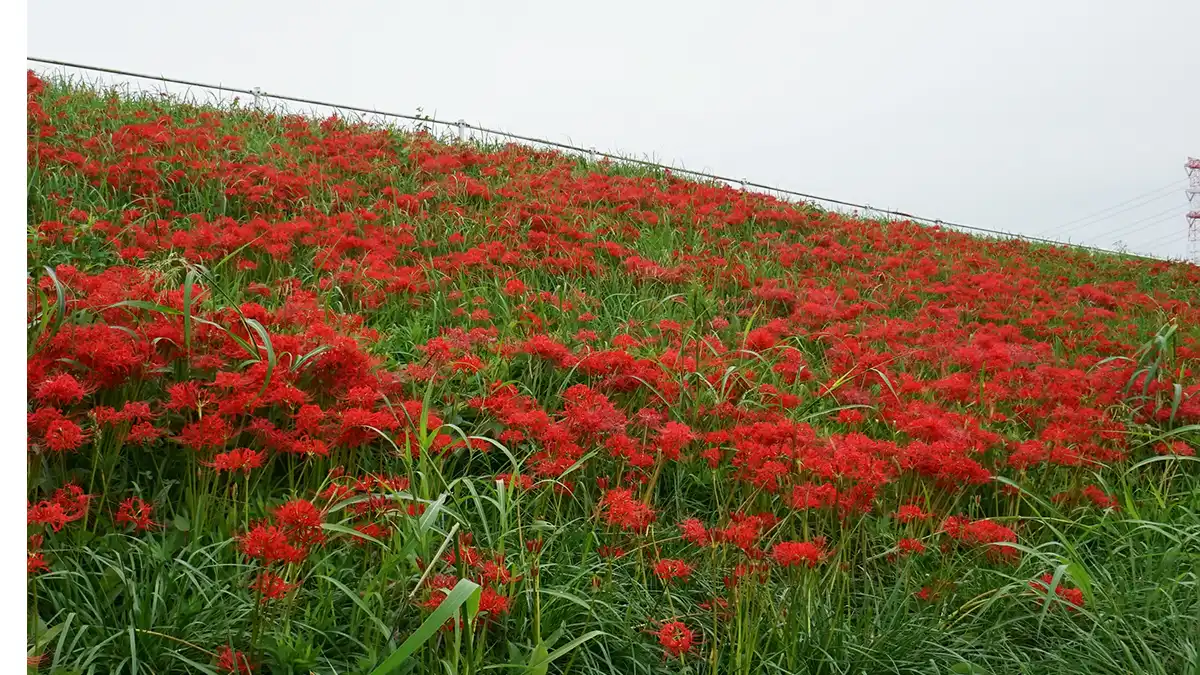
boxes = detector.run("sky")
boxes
[25,0,1200,260]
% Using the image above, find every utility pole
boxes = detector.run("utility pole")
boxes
[1188,157,1200,263]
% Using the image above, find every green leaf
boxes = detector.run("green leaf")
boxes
[292,343,331,372]
[321,522,390,550]
[418,493,448,535]
[167,651,220,675]
[525,640,550,675]
[539,588,591,611]
[370,579,481,675]
[243,318,276,399]
[103,299,181,315]
[482,630,606,674]
[212,231,267,271]
[317,575,392,640]
[1065,560,1095,606]
[410,523,460,602]
[1125,452,1200,474]
[525,630,605,672]
[44,265,66,331]
[128,626,138,675]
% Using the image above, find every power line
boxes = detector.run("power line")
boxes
[1052,180,1185,231]
[1055,185,1185,236]
[1077,205,1184,247]
[26,56,1164,261]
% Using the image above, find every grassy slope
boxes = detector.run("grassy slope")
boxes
[26,74,1200,675]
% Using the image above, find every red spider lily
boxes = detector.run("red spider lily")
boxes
[478,586,511,617]
[423,579,510,620]
[43,417,88,453]
[1081,485,1120,510]
[319,483,355,504]
[91,406,123,426]
[238,523,307,565]
[272,499,326,548]
[165,382,206,412]
[503,278,526,296]
[597,545,627,559]
[29,407,90,453]
[717,512,773,555]
[114,497,158,532]
[724,561,770,587]
[657,621,696,657]
[913,577,957,603]
[353,522,391,544]
[655,421,696,461]
[699,447,722,468]
[28,535,48,575]
[35,373,88,406]
[790,482,838,511]
[770,539,829,568]
[941,516,1020,563]
[28,501,81,532]
[443,541,482,567]
[126,421,163,444]
[27,484,94,532]
[562,384,627,437]
[497,472,535,491]
[27,406,65,436]
[652,558,694,583]
[1156,440,1194,457]
[215,645,255,674]
[895,538,927,556]
[598,488,655,532]
[1029,574,1085,611]
[894,503,932,523]
[697,596,732,619]
[207,447,267,474]
[178,415,232,451]
[478,559,512,585]
[678,518,710,547]
[837,408,865,425]
[251,571,298,602]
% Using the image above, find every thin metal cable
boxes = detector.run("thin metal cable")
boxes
[1053,180,1185,231]
[1076,205,1184,246]
[26,56,1164,260]
[1055,186,1186,236]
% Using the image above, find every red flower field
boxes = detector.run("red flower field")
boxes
[25,70,1200,674]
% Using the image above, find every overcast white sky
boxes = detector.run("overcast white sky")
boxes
[26,0,1200,260]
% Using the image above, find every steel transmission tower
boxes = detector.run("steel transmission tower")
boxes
[1189,157,1200,263]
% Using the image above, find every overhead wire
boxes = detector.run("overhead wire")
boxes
[26,56,1175,262]
[1054,186,1186,237]
[1075,205,1185,248]
[1052,180,1185,231]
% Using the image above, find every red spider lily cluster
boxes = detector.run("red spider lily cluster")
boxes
[1029,574,1085,611]
[239,498,327,566]
[657,621,696,658]
[24,70,1200,671]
